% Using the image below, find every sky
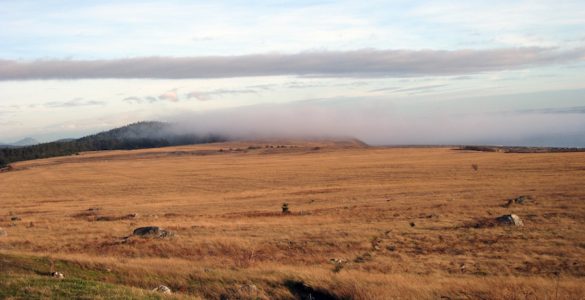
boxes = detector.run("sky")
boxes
[0,0,584,146]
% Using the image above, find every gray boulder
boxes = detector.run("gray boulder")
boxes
[133,226,173,238]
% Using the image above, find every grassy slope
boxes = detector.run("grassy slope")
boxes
[0,253,180,299]
[1,140,584,299]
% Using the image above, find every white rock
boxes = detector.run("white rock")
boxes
[510,214,524,226]
[153,285,172,294]
[496,214,524,226]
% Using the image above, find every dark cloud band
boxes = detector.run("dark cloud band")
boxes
[0,47,583,80]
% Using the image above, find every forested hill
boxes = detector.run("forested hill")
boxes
[0,122,226,168]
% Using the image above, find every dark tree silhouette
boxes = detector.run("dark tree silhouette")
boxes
[0,121,226,168]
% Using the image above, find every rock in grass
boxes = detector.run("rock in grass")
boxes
[133,226,159,236]
[133,226,173,238]
[495,214,524,226]
[514,195,529,204]
[153,285,172,294]
[51,272,64,279]
[329,258,346,265]
[503,195,533,208]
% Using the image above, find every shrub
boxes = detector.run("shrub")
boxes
[282,203,290,214]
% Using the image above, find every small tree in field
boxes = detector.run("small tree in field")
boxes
[282,203,290,214]
[0,152,8,168]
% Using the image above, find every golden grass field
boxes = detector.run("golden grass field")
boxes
[1,140,584,299]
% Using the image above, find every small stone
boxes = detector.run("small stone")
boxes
[329,258,345,264]
[514,195,528,204]
[51,272,64,279]
[153,285,172,294]
[459,263,466,272]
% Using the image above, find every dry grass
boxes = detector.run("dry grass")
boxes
[1,140,584,299]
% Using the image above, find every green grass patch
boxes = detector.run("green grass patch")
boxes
[0,274,165,300]
[0,253,182,299]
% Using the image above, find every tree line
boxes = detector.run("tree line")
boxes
[0,122,225,168]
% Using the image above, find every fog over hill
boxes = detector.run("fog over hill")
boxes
[162,93,585,148]
[11,137,39,147]
[0,137,39,148]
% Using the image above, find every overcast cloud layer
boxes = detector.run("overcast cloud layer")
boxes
[1,47,584,80]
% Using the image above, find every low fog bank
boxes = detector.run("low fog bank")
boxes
[163,99,585,148]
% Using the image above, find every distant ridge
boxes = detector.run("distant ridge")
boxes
[457,145,585,153]
[0,121,226,168]
[12,137,39,146]
[0,137,39,148]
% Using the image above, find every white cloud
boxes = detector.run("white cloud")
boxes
[158,89,178,102]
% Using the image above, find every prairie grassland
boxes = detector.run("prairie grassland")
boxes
[1,140,584,299]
